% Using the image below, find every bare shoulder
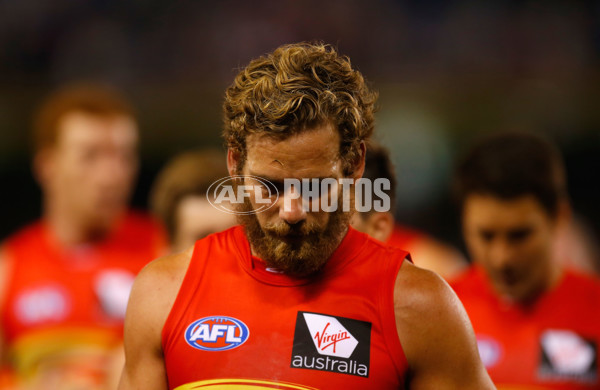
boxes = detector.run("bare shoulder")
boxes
[393,260,466,321]
[125,246,193,349]
[393,261,493,388]
[120,248,193,390]
[133,246,192,296]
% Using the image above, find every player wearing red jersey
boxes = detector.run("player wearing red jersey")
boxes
[350,143,467,279]
[451,131,600,389]
[0,84,166,390]
[119,42,493,390]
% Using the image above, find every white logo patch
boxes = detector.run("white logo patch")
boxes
[541,330,595,375]
[15,285,70,325]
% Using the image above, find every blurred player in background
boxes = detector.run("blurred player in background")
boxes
[150,149,236,253]
[451,131,600,389]
[350,143,467,279]
[0,83,166,390]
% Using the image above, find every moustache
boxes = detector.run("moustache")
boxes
[262,221,322,238]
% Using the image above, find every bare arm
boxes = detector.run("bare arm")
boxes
[395,261,495,389]
[118,249,191,390]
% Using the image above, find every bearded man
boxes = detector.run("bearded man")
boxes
[118,42,494,390]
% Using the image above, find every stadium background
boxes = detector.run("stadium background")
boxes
[1,0,599,257]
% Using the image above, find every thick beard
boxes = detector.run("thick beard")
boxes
[236,197,352,278]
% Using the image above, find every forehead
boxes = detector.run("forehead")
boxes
[462,193,552,229]
[245,123,341,179]
[56,111,138,149]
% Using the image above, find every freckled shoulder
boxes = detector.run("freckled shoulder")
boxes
[124,246,194,352]
[392,262,492,388]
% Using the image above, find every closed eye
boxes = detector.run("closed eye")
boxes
[479,230,495,242]
[507,227,533,243]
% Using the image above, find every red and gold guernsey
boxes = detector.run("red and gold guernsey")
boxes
[451,266,600,390]
[1,211,166,386]
[162,225,410,390]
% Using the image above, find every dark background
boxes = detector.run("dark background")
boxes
[1,0,600,254]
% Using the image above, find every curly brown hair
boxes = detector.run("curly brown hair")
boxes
[223,42,378,175]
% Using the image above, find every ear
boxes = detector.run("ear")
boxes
[555,199,572,230]
[350,141,366,180]
[227,149,240,176]
[365,211,395,242]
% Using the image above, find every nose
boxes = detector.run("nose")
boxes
[279,188,307,225]
[97,152,134,187]
[488,239,515,270]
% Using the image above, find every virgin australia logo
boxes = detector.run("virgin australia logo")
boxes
[303,313,358,358]
[290,311,371,377]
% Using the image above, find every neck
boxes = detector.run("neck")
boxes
[508,264,564,307]
[43,201,113,247]
[545,262,564,293]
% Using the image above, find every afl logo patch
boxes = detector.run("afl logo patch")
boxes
[185,316,249,351]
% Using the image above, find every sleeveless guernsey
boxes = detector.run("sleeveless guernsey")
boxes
[2,211,166,382]
[162,225,409,389]
[451,266,600,389]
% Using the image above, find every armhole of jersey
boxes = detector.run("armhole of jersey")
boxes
[160,239,209,355]
[378,250,410,380]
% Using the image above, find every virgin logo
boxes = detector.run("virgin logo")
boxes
[314,322,351,354]
[303,313,358,358]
